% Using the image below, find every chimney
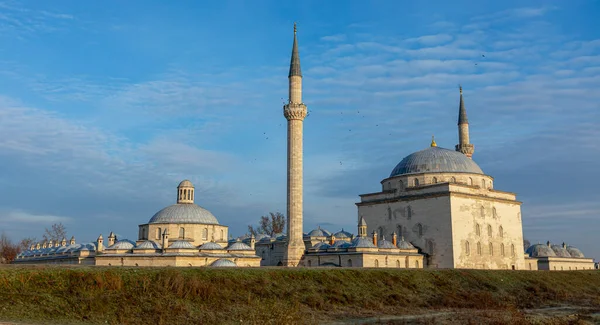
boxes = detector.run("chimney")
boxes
[69,236,76,245]
[330,234,336,246]
[392,232,397,246]
[372,231,378,246]
[97,234,104,253]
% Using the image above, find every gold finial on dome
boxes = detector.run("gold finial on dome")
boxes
[431,135,437,147]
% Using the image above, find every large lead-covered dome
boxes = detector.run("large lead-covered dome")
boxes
[148,203,219,224]
[390,146,484,177]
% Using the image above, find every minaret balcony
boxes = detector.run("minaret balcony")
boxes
[283,102,307,120]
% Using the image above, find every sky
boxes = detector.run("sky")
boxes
[0,0,599,259]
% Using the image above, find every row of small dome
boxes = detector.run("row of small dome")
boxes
[17,239,253,259]
[108,239,253,251]
[526,242,585,258]
[311,236,416,250]
[231,227,354,243]
[17,242,99,258]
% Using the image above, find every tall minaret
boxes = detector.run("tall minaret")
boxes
[283,22,308,267]
[455,86,475,158]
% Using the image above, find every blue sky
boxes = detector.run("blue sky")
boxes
[1,0,599,259]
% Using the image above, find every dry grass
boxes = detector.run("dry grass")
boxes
[0,266,599,324]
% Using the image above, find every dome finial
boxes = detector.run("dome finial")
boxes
[431,135,437,147]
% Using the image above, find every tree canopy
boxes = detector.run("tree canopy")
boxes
[247,212,285,237]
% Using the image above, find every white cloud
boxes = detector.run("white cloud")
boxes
[0,210,71,224]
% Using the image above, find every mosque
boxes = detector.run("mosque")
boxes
[13,24,595,270]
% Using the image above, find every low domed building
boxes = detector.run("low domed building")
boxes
[16,180,261,267]
[523,241,595,271]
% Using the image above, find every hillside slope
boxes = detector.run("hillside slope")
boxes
[1,266,599,324]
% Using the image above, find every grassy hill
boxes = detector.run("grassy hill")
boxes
[0,266,599,324]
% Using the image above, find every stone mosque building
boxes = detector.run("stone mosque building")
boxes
[14,24,595,270]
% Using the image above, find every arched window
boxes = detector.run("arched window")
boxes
[466,241,470,255]
[203,228,208,240]
[450,177,456,183]
[399,180,404,190]
[481,179,486,188]
[396,260,400,267]
[347,259,352,267]
[385,256,388,266]
[487,224,492,237]
[415,260,419,268]
[417,224,423,237]
[405,256,409,268]
[220,230,224,240]
[489,243,494,256]
[493,207,497,218]
[477,242,482,255]
[397,225,402,237]
[156,228,161,239]
[387,182,391,190]
[142,228,147,240]
[476,224,481,236]
[468,177,473,186]
[378,227,384,238]
[499,226,504,238]
[489,181,493,189]
[501,243,505,256]
[387,206,392,220]
[480,206,485,218]
[407,206,413,220]
[414,178,419,186]
[374,259,379,267]
[179,227,185,239]
[432,177,438,183]
[529,263,532,270]
[427,240,434,255]
[511,244,515,257]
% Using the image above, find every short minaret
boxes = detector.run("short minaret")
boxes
[69,236,75,245]
[249,234,256,250]
[48,240,53,248]
[358,216,368,237]
[61,237,67,246]
[108,232,116,247]
[42,241,47,249]
[329,234,336,246]
[455,86,475,158]
[177,180,195,204]
[283,22,308,267]
[162,229,169,252]
[97,234,104,253]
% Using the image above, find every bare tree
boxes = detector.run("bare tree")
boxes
[0,232,20,263]
[248,212,286,236]
[523,238,531,251]
[43,223,67,242]
[19,237,37,250]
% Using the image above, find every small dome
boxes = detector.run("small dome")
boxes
[227,241,253,251]
[378,239,397,249]
[390,146,484,177]
[566,246,585,258]
[255,234,270,241]
[307,227,329,237]
[199,242,224,250]
[351,237,376,248]
[331,240,351,248]
[148,204,219,224]
[107,239,136,250]
[397,239,415,250]
[56,246,68,253]
[169,240,196,249]
[178,180,194,188]
[526,244,556,257]
[333,229,353,239]
[550,245,571,258]
[311,242,331,250]
[272,232,285,239]
[210,259,237,267]
[135,241,162,250]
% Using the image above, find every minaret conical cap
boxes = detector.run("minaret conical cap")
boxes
[458,85,468,125]
[288,22,302,78]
